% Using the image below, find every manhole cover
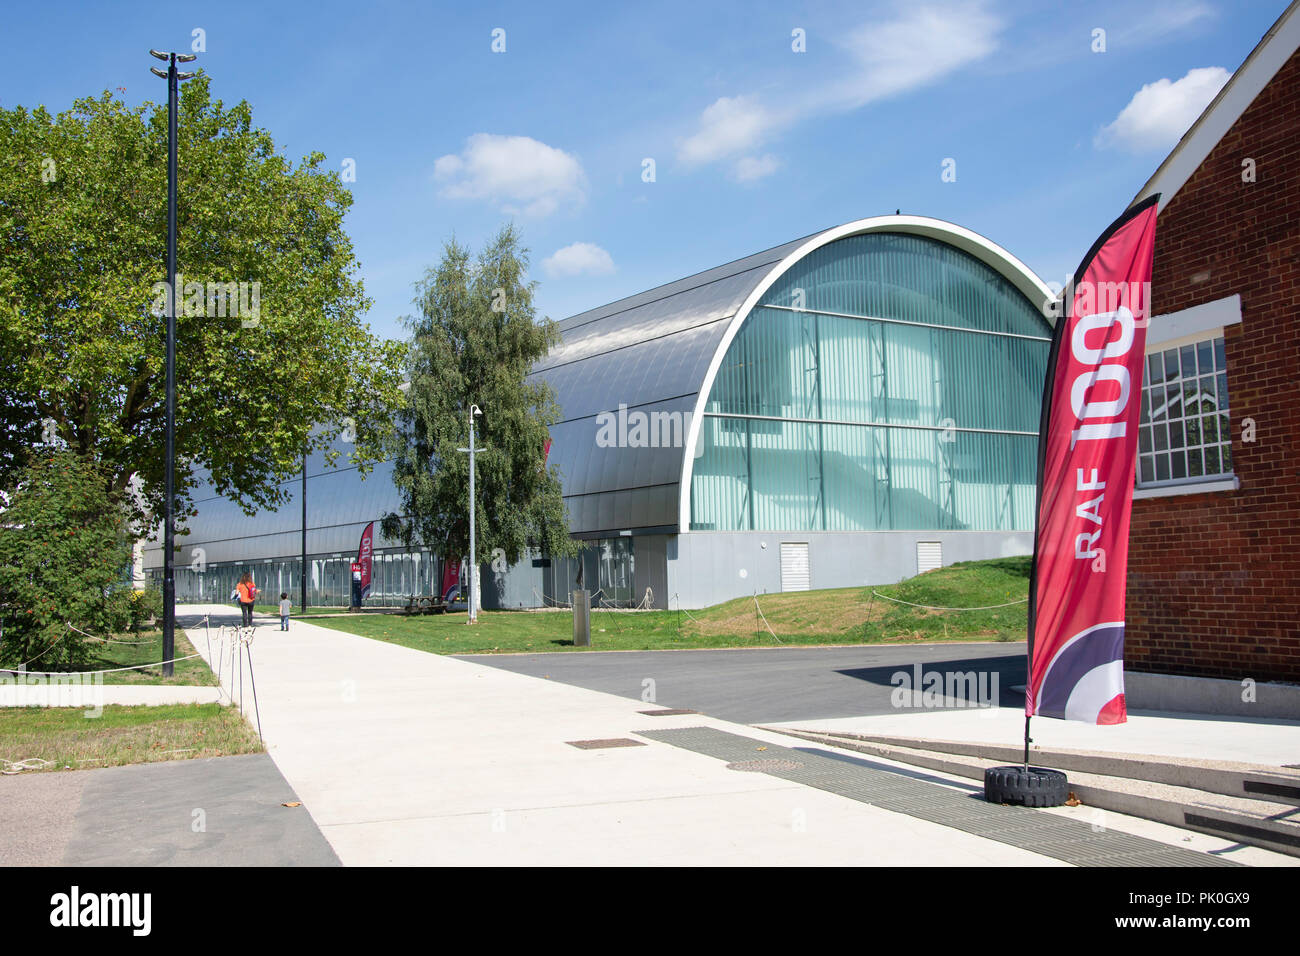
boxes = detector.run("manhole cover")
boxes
[726,759,804,773]
[566,738,647,750]
[639,708,697,716]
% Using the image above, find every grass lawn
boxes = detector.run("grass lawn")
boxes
[311,556,1032,655]
[0,703,263,773]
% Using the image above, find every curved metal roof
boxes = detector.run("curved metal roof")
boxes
[533,215,1053,537]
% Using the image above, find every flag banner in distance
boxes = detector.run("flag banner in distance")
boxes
[1027,195,1160,725]
[357,521,374,601]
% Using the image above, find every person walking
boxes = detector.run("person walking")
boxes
[279,592,292,631]
[236,572,258,627]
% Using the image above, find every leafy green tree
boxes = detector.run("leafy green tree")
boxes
[0,452,134,670]
[0,77,406,525]
[384,226,575,566]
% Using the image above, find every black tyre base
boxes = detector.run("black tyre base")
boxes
[983,765,1069,807]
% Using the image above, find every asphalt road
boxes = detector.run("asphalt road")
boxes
[459,642,1028,724]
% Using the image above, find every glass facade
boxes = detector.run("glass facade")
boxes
[690,233,1050,532]
[152,539,638,609]
[542,537,635,606]
[1137,335,1232,486]
[150,548,448,608]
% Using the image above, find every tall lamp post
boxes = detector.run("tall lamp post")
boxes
[149,49,197,676]
[300,448,308,613]
[458,404,484,623]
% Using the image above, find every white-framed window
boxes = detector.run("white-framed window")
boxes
[1137,334,1232,488]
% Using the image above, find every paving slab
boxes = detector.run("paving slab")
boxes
[173,604,1269,866]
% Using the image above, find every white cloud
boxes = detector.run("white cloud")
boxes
[679,95,777,165]
[827,3,1002,109]
[731,154,781,183]
[433,134,587,218]
[1097,67,1230,152]
[542,242,615,278]
[1114,2,1216,46]
[676,3,1000,175]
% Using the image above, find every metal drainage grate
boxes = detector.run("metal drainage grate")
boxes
[566,738,647,750]
[727,759,804,773]
[637,726,1239,868]
[638,709,697,716]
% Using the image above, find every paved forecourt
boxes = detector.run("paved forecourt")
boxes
[178,605,1063,866]
[177,605,1284,866]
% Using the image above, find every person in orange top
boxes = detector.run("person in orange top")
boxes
[236,572,258,627]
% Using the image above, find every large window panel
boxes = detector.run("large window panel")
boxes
[691,233,1050,532]
[1137,333,1232,489]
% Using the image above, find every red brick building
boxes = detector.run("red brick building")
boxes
[1125,2,1300,683]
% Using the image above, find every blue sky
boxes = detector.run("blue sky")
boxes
[1,0,1287,340]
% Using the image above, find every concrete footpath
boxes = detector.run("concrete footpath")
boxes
[176,604,1288,866]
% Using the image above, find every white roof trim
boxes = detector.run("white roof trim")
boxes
[1133,1,1300,212]
[1145,294,1242,349]
[674,215,1055,533]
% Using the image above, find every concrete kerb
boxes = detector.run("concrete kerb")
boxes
[1125,670,1300,720]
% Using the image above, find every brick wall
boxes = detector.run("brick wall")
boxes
[1126,48,1300,682]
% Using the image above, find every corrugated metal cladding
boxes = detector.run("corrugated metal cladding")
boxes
[531,233,817,535]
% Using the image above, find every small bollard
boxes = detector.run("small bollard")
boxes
[573,589,591,647]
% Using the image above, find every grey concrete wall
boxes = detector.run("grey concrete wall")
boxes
[481,552,546,610]
[667,530,1034,609]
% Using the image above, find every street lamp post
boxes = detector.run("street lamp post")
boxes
[149,49,197,676]
[301,448,308,613]
[458,405,484,624]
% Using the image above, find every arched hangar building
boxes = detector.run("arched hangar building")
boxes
[146,216,1055,610]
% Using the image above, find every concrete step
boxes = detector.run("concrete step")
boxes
[769,727,1300,859]
[790,730,1300,807]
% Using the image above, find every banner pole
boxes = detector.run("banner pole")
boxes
[1023,714,1030,770]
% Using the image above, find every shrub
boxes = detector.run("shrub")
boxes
[0,452,134,670]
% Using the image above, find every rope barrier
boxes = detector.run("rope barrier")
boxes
[5,625,70,669]
[672,594,706,624]
[531,587,572,608]
[870,591,1027,612]
[67,623,154,646]
[0,652,205,677]
[2,758,55,775]
[752,595,785,644]
[595,587,655,613]
[1,613,213,670]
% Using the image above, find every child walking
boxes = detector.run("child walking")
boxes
[279,592,292,631]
